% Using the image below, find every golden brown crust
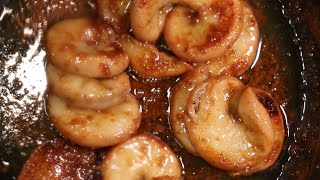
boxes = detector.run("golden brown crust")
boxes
[183,76,284,173]
[164,0,244,62]
[97,0,131,31]
[101,133,182,180]
[18,139,97,180]
[46,63,131,110]
[229,88,285,176]
[119,34,193,78]
[47,94,141,148]
[45,18,129,78]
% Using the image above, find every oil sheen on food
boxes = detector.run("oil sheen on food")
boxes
[0,0,303,179]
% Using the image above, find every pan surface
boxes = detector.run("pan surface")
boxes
[0,0,319,179]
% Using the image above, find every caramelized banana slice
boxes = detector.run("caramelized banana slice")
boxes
[46,18,129,78]
[18,139,97,180]
[164,0,243,62]
[47,94,141,148]
[101,133,182,180]
[97,0,131,31]
[46,63,131,110]
[185,76,276,172]
[118,34,193,78]
[206,1,260,75]
[230,88,284,176]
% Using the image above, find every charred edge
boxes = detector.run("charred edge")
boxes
[193,100,200,115]
[106,43,125,59]
[256,93,279,117]
[99,62,111,76]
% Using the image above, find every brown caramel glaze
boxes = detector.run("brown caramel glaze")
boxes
[45,18,129,78]
[228,87,285,176]
[176,1,237,52]
[200,0,238,49]
[101,133,181,180]
[1,0,319,179]
[11,0,97,39]
[256,92,279,117]
[18,139,99,180]
[97,0,131,31]
[164,0,243,62]
[118,35,193,79]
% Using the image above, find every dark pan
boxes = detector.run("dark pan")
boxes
[0,0,319,179]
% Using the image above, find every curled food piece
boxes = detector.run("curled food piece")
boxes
[46,63,131,110]
[18,139,97,180]
[131,0,243,62]
[170,3,260,151]
[46,18,129,78]
[97,0,131,31]
[205,1,260,76]
[130,0,173,43]
[170,62,246,155]
[164,0,244,62]
[184,76,284,173]
[229,88,285,176]
[101,133,182,180]
[47,94,141,148]
[118,34,193,78]
[170,67,212,155]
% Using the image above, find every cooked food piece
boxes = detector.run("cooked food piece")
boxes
[45,17,129,78]
[164,0,243,62]
[170,67,212,155]
[131,0,243,62]
[101,133,182,180]
[184,76,284,173]
[18,139,97,180]
[118,34,193,78]
[46,63,131,110]
[206,1,260,76]
[47,94,141,148]
[170,1,260,157]
[134,0,242,61]
[170,62,249,155]
[130,0,173,43]
[97,0,131,31]
[229,88,285,176]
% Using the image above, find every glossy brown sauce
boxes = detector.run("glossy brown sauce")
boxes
[17,139,98,179]
[0,0,309,179]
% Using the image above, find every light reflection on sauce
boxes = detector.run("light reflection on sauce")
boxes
[0,0,310,179]
[0,7,12,21]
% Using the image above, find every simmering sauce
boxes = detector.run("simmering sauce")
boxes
[0,0,308,179]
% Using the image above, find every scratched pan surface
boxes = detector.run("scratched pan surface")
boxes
[0,0,319,179]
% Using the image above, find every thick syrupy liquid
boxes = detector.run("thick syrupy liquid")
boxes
[0,0,309,179]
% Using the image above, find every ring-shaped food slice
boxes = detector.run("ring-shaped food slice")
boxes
[46,63,131,110]
[45,18,129,78]
[163,0,244,62]
[170,62,247,155]
[185,76,277,171]
[118,34,193,79]
[47,94,141,148]
[101,133,182,180]
[229,88,285,176]
[205,1,260,75]
[97,0,131,31]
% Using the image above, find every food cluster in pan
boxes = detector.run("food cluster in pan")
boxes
[18,0,285,179]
